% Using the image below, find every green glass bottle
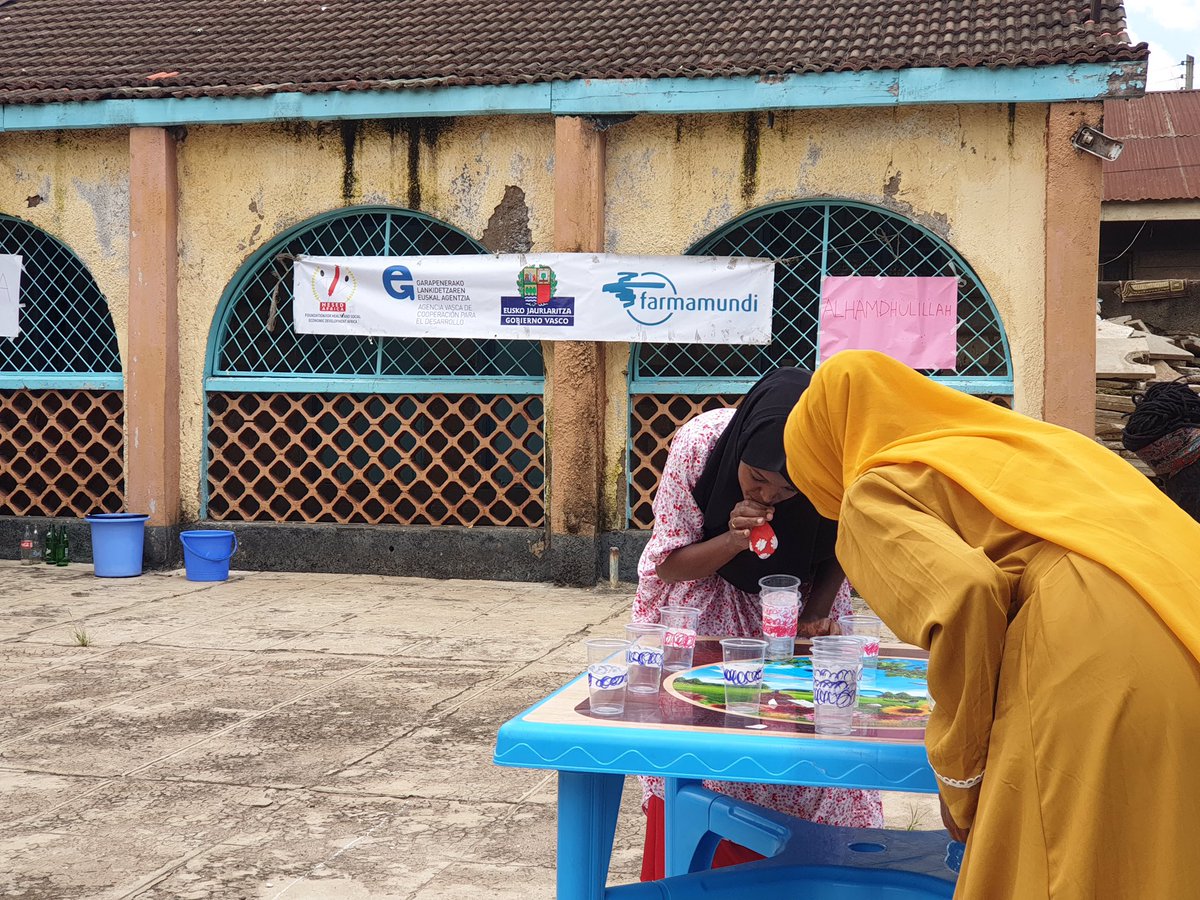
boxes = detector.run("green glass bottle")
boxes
[56,526,69,567]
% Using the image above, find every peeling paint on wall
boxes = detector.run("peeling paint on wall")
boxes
[480,185,533,253]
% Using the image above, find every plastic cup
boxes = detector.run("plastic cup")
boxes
[659,606,701,672]
[810,649,861,735]
[625,623,667,694]
[585,638,630,716]
[840,614,883,685]
[720,637,767,716]
[759,575,802,661]
[811,635,865,658]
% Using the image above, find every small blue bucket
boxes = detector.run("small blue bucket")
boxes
[85,513,150,577]
[180,530,238,582]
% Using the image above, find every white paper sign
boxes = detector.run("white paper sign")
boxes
[0,254,21,338]
[292,254,775,344]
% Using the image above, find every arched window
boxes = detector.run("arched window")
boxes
[0,214,124,517]
[203,206,545,527]
[628,199,1012,527]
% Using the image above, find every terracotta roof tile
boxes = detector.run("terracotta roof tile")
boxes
[0,0,1147,106]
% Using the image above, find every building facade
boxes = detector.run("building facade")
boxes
[0,2,1147,580]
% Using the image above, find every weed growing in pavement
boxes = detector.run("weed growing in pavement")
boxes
[67,610,92,646]
[904,803,927,831]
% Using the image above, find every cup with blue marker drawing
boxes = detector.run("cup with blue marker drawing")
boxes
[809,645,862,735]
[720,637,768,716]
[585,638,631,716]
[625,623,667,694]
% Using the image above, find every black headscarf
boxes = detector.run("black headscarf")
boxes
[1124,380,1200,522]
[691,367,838,593]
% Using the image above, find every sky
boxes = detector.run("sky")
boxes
[1125,0,1200,91]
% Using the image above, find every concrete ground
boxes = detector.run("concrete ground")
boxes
[0,563,939,899]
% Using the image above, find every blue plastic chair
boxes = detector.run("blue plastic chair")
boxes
[606,864,955,898]
[616,781,958,899]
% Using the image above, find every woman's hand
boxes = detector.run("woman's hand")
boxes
[729,499,773,540]
[796,617,841,638]
[940,792,970,844]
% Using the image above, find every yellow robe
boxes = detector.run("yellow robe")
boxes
[783,351,1200,898]
[839,464,1200,899]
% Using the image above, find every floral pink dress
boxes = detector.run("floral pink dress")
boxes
[633,408,883,828]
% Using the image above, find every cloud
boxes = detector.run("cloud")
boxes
[1126,0,1200,33]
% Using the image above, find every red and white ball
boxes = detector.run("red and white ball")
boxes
[748,523,778,559]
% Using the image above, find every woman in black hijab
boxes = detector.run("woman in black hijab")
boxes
[1123,379,1200,522]
[665,367,843,610]
[630,367,883,882]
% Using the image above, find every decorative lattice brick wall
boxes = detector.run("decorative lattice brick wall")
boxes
[0,389,124,516]
[207,391,544,526]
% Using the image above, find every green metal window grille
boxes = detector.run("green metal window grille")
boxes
[0,214,122,390]
[207,206,543,394]
[631,200,1012,395]
[203,206,545,523]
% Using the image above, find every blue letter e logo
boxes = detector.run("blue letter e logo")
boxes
[382,265,415,301]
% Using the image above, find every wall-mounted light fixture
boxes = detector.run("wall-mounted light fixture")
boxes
[1072,125,1124,161]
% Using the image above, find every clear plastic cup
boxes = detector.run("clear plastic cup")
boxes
[720,637,767,716]
[585,638,630,716]
[811,635,865,658]
[625,623,667,694]
[839,614,883,685]
[759,575,802,661]
[659,606,701,672]
[810,649,861,735]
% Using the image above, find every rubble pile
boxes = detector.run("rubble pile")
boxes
[1095,316,1200,478]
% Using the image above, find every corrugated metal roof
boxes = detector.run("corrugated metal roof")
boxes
[1103,91,1200,201]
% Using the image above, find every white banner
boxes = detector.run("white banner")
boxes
[0,254,21,338]
[292,254,774,344]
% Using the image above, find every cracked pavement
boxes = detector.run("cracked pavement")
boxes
[0,563,938,898]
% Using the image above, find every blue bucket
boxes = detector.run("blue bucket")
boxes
[85,513,149,577]
[180,530,238,582]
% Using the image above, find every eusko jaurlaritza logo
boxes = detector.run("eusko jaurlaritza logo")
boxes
[601,270,760,327]
[499,265,575,327]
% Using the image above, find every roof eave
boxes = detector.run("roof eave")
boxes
[0,62,1148,133]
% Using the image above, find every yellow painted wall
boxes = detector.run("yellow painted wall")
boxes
[175,116,556,517]
[1,107,1053,531]
[0,130,131,367]
[601,105,1049,528]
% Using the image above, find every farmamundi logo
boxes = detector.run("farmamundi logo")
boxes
[311,263,358,312]
[601,270,760,327]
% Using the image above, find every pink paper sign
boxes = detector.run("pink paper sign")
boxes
[819,276,958,369]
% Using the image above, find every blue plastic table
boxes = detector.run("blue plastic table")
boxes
[493,641,948,899]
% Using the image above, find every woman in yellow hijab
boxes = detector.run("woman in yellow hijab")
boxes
[784,350,1200,899]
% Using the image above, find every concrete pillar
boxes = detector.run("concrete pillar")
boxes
[550,117,606,553]
[126,127,181,535]
[1043,102,1103,435]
